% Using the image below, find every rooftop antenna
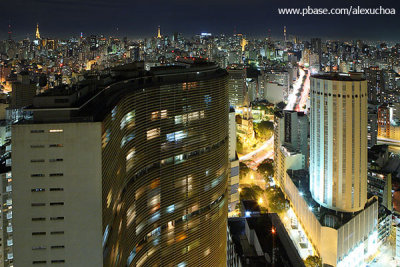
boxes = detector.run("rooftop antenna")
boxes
[8,21,12,40]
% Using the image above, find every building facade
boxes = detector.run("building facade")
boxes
[12,62,230,266]
[310,73,368,212]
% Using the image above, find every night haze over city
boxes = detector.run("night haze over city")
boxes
[1,0,400,267]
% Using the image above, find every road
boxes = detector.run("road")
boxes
[239,65,310,169]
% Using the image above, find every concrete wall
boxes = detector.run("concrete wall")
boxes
[12,122,103,267]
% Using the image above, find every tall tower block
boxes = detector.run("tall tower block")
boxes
[309,73,368,212]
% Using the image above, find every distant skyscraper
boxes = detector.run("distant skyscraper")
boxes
[35,23,40,40]
[364,66,381,103]
[283,26,286,42]
[310,73,368,212]
[157,25,161,38]
[12,62,230,266]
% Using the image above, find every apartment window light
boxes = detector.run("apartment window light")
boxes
[31,188,45,192]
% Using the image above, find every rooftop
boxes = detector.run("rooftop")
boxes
[287,169,378,229]
[21,60,226,123]
[311,72,365,82]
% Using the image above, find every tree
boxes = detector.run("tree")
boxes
[304,256,322,267]
[236,136,244,154]
[258,159,274,178]
[239,161,250,179]
[254,121,274,140]
[265,187,288,214]
[240,185,264,200]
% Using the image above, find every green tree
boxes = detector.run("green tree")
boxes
[239,161,250,179]
[258,159,274,178]
[265,187,288,214]
[236,136,244,154]
[304,256,322,267]
[254,121,274,140]
[240,185,264,200]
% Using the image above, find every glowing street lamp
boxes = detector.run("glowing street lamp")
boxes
[258,197,263,205]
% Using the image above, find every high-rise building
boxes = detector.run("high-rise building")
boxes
[12,62,230,266]
[274,110,308,188]
[280,73,378,267]
[228,108,239,214]
[310,73,368,212]
[364,66,381,103]
[227,65,246,107]
[310,38,322,71]
[367,104,378,148]
[377,104,390,138]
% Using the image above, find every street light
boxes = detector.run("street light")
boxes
[258,197,263,205]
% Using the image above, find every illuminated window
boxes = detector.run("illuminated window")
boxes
[126,148,135,161]
[175,115,183,124]
[166,130,187,142]
[151,111,159,121]
[161,110,167,119]
[121,132,135,147]
[127,248,136,266]
[188,111,199,121]
[31,188,45,192]
[127,204,136,227]
[111,106,117,120]
[152,110,168,121]
[166,204,175,213]
[126,148,135,172]
[49,129,63,133]
[147,128,160,140]
[175,154,184,164]
[136,221,145,235]
[149,211,160,223]
[120,110,135,129]
[148,194,160,207]
[102,129,111,148]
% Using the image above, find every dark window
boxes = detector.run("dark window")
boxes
[50,202,64,206]
[32,232,46,235]
[50,217,64,221]
[50,173,63,177]
[51,245,65,249]
[50,231,64,235]
[32,217,46,221]
[32,203,46,207]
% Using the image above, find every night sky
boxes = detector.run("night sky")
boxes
[1,0,400,41]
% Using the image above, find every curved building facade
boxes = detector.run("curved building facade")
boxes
[11,62,229,267]
[101,64,229,266]
[309,73,367,212]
